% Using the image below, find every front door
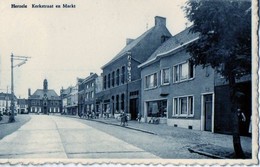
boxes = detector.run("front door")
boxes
[130,98,138,120]
[43,107,47,114]
[204,94,213,131]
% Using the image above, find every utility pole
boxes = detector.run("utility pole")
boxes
[9,53,30,123]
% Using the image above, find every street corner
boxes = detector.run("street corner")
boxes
[188,144,252,159]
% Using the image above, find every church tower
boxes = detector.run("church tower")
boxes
[43,79,48,90]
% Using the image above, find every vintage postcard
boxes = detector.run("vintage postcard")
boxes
[0,0,258,166]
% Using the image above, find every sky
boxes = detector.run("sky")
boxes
[0,0,189,98]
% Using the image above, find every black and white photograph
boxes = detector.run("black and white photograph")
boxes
[0,0,257,166]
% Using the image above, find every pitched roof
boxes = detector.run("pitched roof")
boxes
[29,89,60,100]
[0,92,17,100]
[139,27,199,68]
[101,27,155,69]
[80,73,98,84]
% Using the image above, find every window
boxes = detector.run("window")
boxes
[90,91,94,98]
[116,69,120,86]
[103,75,107,89]
[161,68,170,85]
[121,94,125,110]
[112,71,115,87]
[173,96,194,116]
[145,73,157,89]
[147,100,167,117]
[116,95,119,111]
[108,74,111,88]
[173,61,194,82]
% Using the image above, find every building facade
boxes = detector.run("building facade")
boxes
[214,74,251,136]
[78,73,98,115]
[17,98,28,114]
[28,79,61,114]
[97,16,172,120]
[60,80,79,115]
[139,27,252,135]
[0,93,17,115]
[139,28,216,131]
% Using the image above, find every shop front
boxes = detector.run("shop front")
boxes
[145,99,167,124]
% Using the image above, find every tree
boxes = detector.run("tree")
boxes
[184,0,251,158]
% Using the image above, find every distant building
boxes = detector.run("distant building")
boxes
[78,73,98,115]
[28,79,61,114]
[0,92,17,115]
[17,98,28,114]
[60,80,79,116]
[97,16,172,120]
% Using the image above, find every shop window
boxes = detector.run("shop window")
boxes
[145,73,157,89]
[161,68,170,85]
[173,95,194,117]
[147,100,167,117]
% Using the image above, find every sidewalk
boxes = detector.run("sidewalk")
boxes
[61,114,252,159]
[0,115,31,139]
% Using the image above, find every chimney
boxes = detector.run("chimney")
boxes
[90,72,94,75]
[155,16,166,26]
[126,38,134,45]
[28,88,31,97]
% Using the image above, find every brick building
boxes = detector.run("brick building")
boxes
[28,79,61,114]
[97,16,172,120]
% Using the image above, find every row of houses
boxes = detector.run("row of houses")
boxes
[25,16,251,136]
[0,92,29,115]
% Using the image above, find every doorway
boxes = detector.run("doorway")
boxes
[204,94,213,131]
[130,98,138,120]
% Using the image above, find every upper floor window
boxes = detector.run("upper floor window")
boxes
[173,60,194,83]
[173,95,194,116]
[91,91,94,98]
[145,73,157,89]
[108,74,111,88]
[116,69,120,86]
[121,66,125,84]
[161,68,170,85]
[103,75,107,89]
[112,71,115,87]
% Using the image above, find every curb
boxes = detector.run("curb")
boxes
[188,148,225,159]
[89,119,157,135]
[59,115,157,135]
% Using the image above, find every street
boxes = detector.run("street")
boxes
[0,115,209,159]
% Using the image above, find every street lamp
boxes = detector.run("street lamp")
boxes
[9,53,31,123]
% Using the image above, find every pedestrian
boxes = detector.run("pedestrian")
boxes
[137,112,142,123]
[120,110,124,126]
